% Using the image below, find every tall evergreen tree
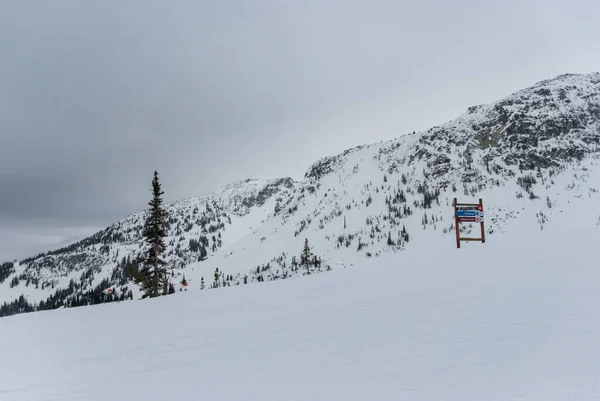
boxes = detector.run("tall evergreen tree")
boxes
[301,238,313,275]
[132,171,169,298]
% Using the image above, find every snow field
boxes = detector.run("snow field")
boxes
[1,212,600,400]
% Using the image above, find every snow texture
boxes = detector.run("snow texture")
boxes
[1,202,600,400]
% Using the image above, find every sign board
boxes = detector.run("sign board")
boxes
[456,210,481,217]
[457,216,482,223]
[453,198,486,249]
[456,210,484,223]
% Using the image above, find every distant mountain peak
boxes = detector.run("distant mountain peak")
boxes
[533,71,600,87]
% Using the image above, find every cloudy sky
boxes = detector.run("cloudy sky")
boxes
[1,0,599,261]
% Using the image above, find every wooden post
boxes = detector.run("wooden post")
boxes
[454,198,460,249]
[479,198,485,243]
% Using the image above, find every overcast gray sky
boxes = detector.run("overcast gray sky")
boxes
[1,0,599,261]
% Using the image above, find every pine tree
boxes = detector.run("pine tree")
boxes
[132,171,169,299]
[301,238,313,275]
[213,267,220,288]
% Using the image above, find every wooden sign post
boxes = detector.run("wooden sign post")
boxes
[453,198,485,249]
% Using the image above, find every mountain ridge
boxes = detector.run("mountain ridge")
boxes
[2,71,599,317]
[14,177,297,261]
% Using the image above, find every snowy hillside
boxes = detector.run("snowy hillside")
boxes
[1,71,600,317]
[2,200,600,400]
[179,71,600,289]
[0,178,297,314]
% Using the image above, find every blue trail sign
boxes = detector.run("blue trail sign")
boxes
[456,210,481,218]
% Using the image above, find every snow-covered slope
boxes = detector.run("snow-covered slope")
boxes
[1,71,600,317]
[2,198,599,400]
[0,178,297,313]
[180,71,600,288]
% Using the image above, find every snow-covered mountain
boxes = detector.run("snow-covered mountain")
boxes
[2,71,600,317]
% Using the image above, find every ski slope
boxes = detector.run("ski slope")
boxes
[2,205,600,401]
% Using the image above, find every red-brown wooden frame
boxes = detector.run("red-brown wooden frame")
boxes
[453,198,485,249]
